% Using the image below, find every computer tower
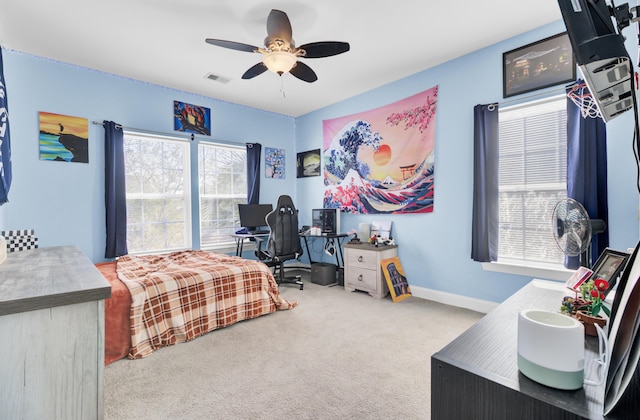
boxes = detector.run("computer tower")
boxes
[312,208,340,234]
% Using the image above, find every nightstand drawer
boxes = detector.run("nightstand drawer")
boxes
[346,249,378,270]
[345,266,378,291]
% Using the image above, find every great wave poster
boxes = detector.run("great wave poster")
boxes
[322,86,437,214]
[39,112,89,163]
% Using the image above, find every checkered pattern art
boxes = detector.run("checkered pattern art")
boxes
[1,229,38,252]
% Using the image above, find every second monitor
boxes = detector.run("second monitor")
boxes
[238,203,273,234]
[312,208,340,234]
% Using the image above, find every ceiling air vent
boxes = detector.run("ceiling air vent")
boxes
[205,73,231,84]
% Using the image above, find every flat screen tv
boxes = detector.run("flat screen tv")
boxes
[238,204,273,232]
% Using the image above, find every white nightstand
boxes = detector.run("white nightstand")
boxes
[343,243,398,298]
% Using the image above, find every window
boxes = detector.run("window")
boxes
[199,142,247,248]
[124,132,191,254]
[498,96,567,265]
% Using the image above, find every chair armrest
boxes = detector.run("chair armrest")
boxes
[254,236,269,260]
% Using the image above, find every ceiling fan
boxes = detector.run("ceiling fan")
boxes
[205,9,350,83]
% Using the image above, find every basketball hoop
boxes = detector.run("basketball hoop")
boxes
[566,81,603,119]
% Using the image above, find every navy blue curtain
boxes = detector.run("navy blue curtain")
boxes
[104,121,128,258]
[0,48,13,205]
[565,83,609,269]
[246,143,261,204]
[471,104,499,262]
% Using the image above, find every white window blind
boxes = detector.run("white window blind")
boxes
[123,132,192,254]
[199,142,247,249]
[498,95,567,264]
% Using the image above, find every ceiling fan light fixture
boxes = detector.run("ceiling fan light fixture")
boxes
[263,51,296,75]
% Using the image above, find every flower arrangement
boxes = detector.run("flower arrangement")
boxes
[560,277,610,318]
[579,278,610,317]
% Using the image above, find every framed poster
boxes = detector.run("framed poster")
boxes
[174,100,211,135]
[265,147,285,179]
[503,32,576,98]
[297,148,321,178]
[39,112,88,163]
[381,256,411,303]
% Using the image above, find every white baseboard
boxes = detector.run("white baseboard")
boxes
[285,262,496,314]
[409,285,498,314]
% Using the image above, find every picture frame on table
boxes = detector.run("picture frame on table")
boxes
[503,32,576,98]
[565,266,593,292]
[589,248,631,297]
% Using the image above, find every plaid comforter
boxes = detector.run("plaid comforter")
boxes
[116,250,297,359]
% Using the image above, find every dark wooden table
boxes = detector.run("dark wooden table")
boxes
[431,279,640,419]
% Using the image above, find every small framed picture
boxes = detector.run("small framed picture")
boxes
[503,32,576,98]
[381,256,411,303]
[589,248,631,297]
[565,266,594,291]
[174,100,211,136]
[265,147,285,179]
[296,149,321,178]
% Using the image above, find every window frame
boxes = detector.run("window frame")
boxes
[198,141,247,250]
[483,94,573,280]
[123,130,192,255]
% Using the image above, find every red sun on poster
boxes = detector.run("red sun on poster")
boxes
[373,144,392,166]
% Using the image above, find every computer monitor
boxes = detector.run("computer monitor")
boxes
[238,204,273,232]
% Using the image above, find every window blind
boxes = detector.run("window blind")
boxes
[498,95,567,264]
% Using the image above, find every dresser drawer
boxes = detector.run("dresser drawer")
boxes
[346,249,378,270]
[345,266,378,291]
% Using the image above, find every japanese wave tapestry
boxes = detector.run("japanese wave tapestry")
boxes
[322,85,437,214]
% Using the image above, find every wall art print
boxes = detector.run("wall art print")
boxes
[265,147,285,179]
[323,86,437,214]
[381,256,412,303]
[297,149,321,178]
[39,111,88,163]
[174,100,211,136]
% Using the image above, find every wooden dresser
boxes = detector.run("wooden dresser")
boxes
[343,243,397,298]
[0,246,111,419]
[431,279,640,419]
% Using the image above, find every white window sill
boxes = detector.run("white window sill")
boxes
[201,243,250,255]
[482,259,574,282]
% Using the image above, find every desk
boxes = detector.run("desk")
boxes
[299,233,348,268]
[230,232,268,257]
[431,279,640,419]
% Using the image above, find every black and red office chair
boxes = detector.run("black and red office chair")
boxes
[255,195,304,290]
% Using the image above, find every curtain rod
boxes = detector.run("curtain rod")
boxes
[91,121,195,141]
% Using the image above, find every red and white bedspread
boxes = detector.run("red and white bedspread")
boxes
[116,250,297,359]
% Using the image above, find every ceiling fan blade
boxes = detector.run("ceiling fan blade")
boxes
[205,38,259,53]
[289,61,318,83]
[298,42,350,58]
[266,9,292,42]
[242,62,268,79]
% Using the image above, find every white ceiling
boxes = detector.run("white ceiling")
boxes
[0,0,563,117]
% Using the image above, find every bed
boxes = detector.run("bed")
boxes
[96,250,297,364]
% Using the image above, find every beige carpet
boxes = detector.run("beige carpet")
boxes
[104,271,483,419]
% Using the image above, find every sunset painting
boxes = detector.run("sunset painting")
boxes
[322,86,438,214]
[39,112,89,163]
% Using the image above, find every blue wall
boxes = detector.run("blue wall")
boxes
[0,51,295,263]
[1,19,638,304]
[296,20,640,303]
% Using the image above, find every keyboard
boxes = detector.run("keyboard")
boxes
[249,229,270,235]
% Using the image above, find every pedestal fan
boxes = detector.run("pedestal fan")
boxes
[552,198,606,267]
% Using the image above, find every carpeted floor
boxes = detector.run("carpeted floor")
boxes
[104,271,483,419]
